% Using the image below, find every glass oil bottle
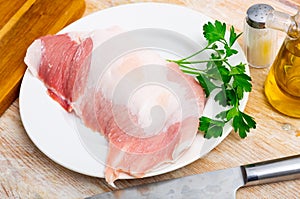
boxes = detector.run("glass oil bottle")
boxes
[265,10,300,118]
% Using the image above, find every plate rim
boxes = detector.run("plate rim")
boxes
[19,2,249,179]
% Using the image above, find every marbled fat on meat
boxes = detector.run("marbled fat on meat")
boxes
[82,51,205,184]
[25,33,93,112]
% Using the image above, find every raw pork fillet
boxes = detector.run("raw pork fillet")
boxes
[24,28,206,185]
[25,27,122,111]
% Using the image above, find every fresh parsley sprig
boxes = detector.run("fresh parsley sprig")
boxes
[168,20,256,139]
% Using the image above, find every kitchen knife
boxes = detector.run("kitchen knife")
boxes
[86,155,300,199]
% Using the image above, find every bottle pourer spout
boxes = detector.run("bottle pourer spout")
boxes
[266,10,300,38]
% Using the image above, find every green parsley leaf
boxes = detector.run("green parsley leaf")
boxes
[226,107,239,120]
[218,66,231,84]
[232,74,252,100]
[225,43,238,57]
[241,112,257,130]
[225,89,237,106]
[229,26,242,47]
[196,75,217,97]
[199,116,225,138]
[214,88,227,107]
[203,20,226,45]
[232,111,256,138]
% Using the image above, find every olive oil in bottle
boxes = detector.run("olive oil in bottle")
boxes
[264,10,300,117]
[265,37,300,117]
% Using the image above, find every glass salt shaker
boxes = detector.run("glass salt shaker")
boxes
[244,4,277,68]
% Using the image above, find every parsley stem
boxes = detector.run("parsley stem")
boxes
[181,67,221,80]
[177,45,209,62]
[178,64,200,71]
[176,58,226,64]
[180,69,201,75]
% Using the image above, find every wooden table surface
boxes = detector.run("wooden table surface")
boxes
[1,0,300,198]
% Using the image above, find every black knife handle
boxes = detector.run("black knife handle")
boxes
[242,154,300,186]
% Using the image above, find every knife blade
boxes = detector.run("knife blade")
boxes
[86,155,300,199]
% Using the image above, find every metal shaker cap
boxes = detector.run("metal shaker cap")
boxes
[246,4,274,29]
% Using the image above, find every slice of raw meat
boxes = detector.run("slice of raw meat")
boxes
[24,27,122,112]
[24,29,206,186]
[25,33,93,112]
[78,51,206,184]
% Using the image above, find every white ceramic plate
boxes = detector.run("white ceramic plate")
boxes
[19,3,249,179]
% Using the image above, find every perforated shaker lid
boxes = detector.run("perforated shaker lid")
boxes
[246,4,274,29]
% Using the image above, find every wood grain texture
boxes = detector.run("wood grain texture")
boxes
[0,0,300,198]
[0,0,86,116]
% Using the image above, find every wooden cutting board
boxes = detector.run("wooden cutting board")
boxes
[0,0,85,116]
